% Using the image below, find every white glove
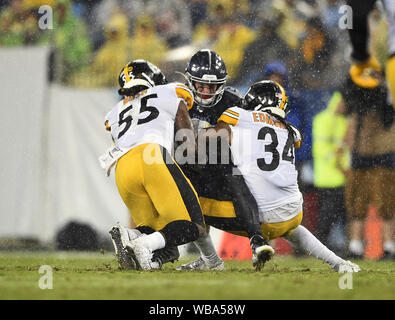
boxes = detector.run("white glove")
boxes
[98,146,126,177]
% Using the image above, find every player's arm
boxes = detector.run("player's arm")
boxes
[175,101,194,132]
[175,101,196,151]
[346,0,381,88]
[199,108,240,144]
[201,120,232,144]
[347,0,376,62]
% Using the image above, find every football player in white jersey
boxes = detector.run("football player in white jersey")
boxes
[100,60,206,270]
[176,50,270,271]
[187,80,360,273]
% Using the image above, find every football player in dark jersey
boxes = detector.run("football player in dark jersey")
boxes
[347,0,395,109]
[154,49,273,270]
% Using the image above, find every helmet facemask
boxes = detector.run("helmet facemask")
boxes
[185,73,227,108]
[184,49,228,108]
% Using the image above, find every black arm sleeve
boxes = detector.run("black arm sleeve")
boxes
[224,172,262,239]
[347,0,377,62]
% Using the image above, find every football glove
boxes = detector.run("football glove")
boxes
[98,145,126,177]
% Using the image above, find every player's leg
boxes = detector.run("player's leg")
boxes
[177,196,261,271]
[371,166,395,259]
[345,169,369,258]
[347,0,381,88]
[176,231,225,271]
[110,146,158,270]
[176,198,233,271]
[225,172,272,268]
[385,54,395,109]
[180,198,274,271]
[383,0,395,109]
[125,144,206,270]
[382,217,395,259]
[283,224,360,272]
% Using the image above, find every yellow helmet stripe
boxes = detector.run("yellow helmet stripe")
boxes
[123,67,131,83]
[274,81,287,110]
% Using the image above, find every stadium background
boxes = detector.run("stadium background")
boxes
[0,0,388,258]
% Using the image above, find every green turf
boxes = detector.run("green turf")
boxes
[0,251,394,300]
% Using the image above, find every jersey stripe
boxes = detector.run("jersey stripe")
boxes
[222,112,239,120]
[176,83,190,91]
[123,67,130,83]
[225,109,240,117]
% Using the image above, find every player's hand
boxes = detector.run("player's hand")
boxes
[349,56,381,88]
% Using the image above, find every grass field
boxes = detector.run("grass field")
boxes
[0,251,394,300]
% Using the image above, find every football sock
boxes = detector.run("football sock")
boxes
[385,54,395,109]
[383,241,395,254]
[349,239,364,255]
[284,225,343,267]
[127,228,142,241]
[194,233,221,264]
[142,232,166,252]
[160,220,200,247]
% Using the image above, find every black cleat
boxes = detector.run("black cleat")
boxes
[151,246,180,269]
[250,235,275,271]
[380,250,395,260]
[109,226,137,270]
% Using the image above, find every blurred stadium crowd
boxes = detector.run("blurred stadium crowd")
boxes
[0,0,391,257]
[0,0,387,89]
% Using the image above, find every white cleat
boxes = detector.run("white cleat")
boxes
[125,235,154,271]
[334,260,361,273]
[109,225,136,270]
[176,257,225,271]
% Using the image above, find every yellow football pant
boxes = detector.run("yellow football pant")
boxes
[386,55,395,110]
[200,197,303,241]
[115,143,204,231]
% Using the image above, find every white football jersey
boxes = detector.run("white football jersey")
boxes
[218,107,303,220]
[104,82,193,154]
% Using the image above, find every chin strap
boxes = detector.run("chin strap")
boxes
[259,106,286,119]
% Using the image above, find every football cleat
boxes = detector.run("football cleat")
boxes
[333,260,361,273]
[109,225,136,270]
[125,235,154,271]
[250,235,275,271]
[380,250,395,260]
[176,257,225,271]
[151,246,180,269]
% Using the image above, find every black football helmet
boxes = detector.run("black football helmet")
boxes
[185,49,228,107]
[118,59,167,96]
[244,80,289,118]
